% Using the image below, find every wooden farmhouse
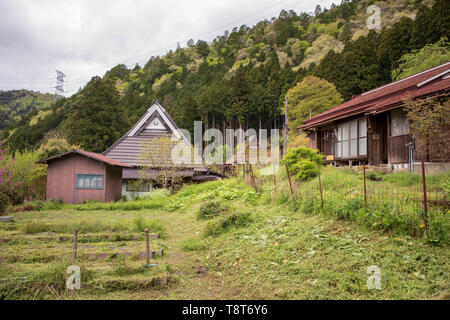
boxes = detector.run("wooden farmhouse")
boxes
[38,101,221,203]
[298,62,450,173]
[103,100,221,198]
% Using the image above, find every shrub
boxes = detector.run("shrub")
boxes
[41,199,64,211]
[203,212,253,237]
[366,171,383,181]
[0,192,10,214]
[293,160,319,181]
[197,201,228,220]
[282,146,323,181]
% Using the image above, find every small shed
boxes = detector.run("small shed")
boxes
[37,149,132,204]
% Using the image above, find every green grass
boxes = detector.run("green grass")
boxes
[1,167,449,299]
[181,238,209,251]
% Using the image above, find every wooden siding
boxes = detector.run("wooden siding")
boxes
[46,154,123,204]
[387,134,411,164]
[105,166,123,202]
[368,113,387,165]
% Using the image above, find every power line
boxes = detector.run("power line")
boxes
[1,0,318,95]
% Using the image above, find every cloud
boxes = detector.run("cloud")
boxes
[0,0,336,95]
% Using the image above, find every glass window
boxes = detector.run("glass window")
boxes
[76,174,104,190]
[390,109,409,136]
[336,142,342,158]
[359,138,367,156]
[350,139,357,157]
[342,122,349,140]
[358,118,367,138]
[350,120,358,139]
[342,141,349,157]
[126,181,151,192]
[335,117,368,158]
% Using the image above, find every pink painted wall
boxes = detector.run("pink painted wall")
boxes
[46,154,123,204]
[105,166,123,202]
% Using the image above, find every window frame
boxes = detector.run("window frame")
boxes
[389,109,409,137]
[76,174,105,190]
[335,117,367,159]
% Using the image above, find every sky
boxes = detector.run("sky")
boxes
[0,0,336,96]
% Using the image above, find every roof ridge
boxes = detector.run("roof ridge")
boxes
[361,61,450,96]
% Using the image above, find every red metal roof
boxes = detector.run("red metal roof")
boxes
[299,62,450,130]
[37,149,133,167]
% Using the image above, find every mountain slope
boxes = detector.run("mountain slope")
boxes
[0,90,57,130]
[3,0,447,153]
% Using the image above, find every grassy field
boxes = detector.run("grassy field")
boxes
[0,167,448,300]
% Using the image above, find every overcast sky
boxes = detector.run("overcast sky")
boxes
[0,0,336,96]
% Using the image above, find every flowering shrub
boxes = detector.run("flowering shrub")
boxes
[0,140,23,204]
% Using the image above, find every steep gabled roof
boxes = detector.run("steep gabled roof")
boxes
[103,100,195,167]
[37,149,133,167]
[299,62,450,130]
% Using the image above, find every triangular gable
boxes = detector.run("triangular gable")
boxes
[128,100,190,145]
[103,100,192,166]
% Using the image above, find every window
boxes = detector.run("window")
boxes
[125,181,151,192]
[76,174,104,190]
[390,109,409,136]
[335,118,367,158]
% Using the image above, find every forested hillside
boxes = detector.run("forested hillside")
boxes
[0,90,57,131]
[1,0,449,153]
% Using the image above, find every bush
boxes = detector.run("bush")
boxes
[197,201,228,220]
[282,146,323,181]
[366,171,383,181]
[40,199,64,211]
[293,160,319,181]
[203,212,253,237]
[0,192,10,215]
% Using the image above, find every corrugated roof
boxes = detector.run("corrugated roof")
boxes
[37,149,133,167]
[299,62,450,130]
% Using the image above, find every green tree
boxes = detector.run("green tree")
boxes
[181,91,199,137]
[66,77,128,153]
[285,76,343,130]
[36,137,78,160]
[392,37,450,81]
[231,67,250,127]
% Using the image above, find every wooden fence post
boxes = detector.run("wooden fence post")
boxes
[249,164,258,193]
[285,163,293,195]
[145,229,150,265]
[73,229,79,263]
[421,160,428,229]
[317,163,324,210]
[363,162,367,211]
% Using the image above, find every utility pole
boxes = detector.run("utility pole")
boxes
[284,96,288,157]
